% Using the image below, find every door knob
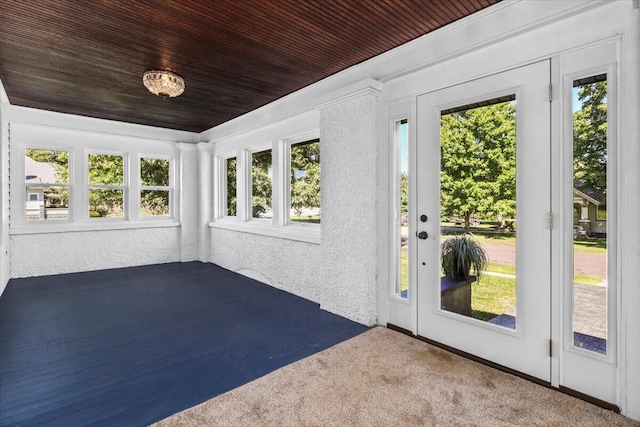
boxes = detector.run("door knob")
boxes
[418,231,428,240]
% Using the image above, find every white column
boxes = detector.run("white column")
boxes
[177,142,199,262]
[318,79,382,325]
[197,142,213,262]
[0,81,10,292]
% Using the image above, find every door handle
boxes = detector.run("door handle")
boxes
[417,231,428,240]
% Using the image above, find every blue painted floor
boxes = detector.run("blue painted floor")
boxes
[0,262,368,426]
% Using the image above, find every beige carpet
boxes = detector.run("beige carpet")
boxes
[153,327,638,426]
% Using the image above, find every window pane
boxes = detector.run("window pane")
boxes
[89,188,124,218]
[396,121,409,298]
[226,157,237,216]
[25,149,68,184]
[572,75,608,355]
[140,158,169,186]
[89,154,124,185]
[290,139,320,224]
[251,149,272,219]
[440,98,517,329]
[140,190,169,216]
[25,187,69,221]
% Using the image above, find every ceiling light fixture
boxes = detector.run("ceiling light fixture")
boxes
[143,70,185,99]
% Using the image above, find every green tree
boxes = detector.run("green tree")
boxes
[26,149,68,182]
[88,154,124,217]
[440,102,516,233]
[251,150,272,217]
[226,157,237,216]
[573,81,607,195]
[400,172,408,215]
[290,140,320,218]
[140,158,170,216]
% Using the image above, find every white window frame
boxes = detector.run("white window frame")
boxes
[209,110,320,244]
[281,131,321,230]
[137,154,174,220]
[10,123,180,234]
[213,151,238,220]
[246,142,274,224]
[86,150,128,221]
[562,63,617,362]
[22,146,72,223]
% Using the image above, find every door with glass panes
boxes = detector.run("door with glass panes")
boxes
[415,61,552,382]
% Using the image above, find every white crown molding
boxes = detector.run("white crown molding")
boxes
[9,105,199,143]
[314,78,383,110]
[196,142,213,152]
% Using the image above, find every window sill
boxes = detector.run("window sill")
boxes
[208,218,321,244]
[9,219,181,235]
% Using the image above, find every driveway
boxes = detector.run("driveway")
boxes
[482,243,606,279]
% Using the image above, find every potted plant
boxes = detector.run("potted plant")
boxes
[440,234,488,316]
[441,234,488,280]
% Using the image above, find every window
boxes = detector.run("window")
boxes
[88,153,125,218]
[572,74,609,354]
[251,149,272,220]
[226,157,237,216]
[13,122,179,231]
[210,111,319,242]
[289,139,320,225]
[140,157,170,217]
[394,120,408,299]
[24,148,69,221]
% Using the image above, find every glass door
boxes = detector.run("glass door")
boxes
[416,61,552,381]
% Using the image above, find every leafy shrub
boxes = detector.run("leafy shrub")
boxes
[441,234,488,279]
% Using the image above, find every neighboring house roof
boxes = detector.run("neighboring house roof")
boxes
[574,188,601,206]
[25,157,60,184]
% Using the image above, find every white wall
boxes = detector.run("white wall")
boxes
[208,84,381,326]
[210,229,323,303]
[318,93,379,324]
[11,227,182,276]
[0,81,10,294]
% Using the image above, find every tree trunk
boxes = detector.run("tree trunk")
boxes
[464,212,471,234]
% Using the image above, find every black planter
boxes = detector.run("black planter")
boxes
[441,275,477,317]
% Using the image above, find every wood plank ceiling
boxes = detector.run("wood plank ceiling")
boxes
[0,0,500,133]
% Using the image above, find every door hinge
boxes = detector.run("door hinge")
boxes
[549,339,553,357]
[549,84,553,102]
[548,212,553,230]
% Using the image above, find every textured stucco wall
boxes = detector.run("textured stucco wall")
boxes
[318,94,378,325]
[209,92,380,326]
[10,227,182,278]
[210,228,322,303]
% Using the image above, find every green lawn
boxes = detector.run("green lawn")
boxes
[471,274,516,322]
[401,250,408,292]
[291,215,320,224]
[485,262,602,285]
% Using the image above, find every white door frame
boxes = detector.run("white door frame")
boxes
[415,60,552,382]
[552,41,619,405]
